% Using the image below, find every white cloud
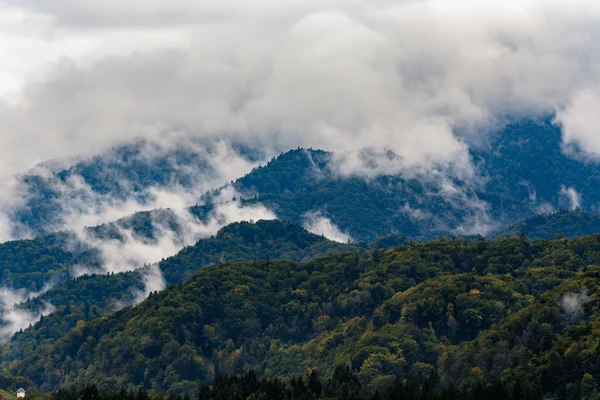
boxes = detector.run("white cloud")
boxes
[0,285,55,337]
[560,291,589,322]
[559,185,581,210]
[400,203,430,222]
[536,202,556,215]
[303,211,351,243]
[0,0,600,180]
[132,264,166,305]
[0,137,261,241]
[73,188,276,276]
[556,88,600,160]
[69,188,276,306]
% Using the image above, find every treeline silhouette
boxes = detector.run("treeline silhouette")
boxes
[50,368,541,400]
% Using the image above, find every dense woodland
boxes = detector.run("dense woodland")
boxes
[5,120,600,399]
[3,233,600,399]
[13,120,600,243]
[9,370,541,400]
[223,148,530,242]
[497,208,600,239]
[1,220,360,360]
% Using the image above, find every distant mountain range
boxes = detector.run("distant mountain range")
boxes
[6,139,263,238]
[7,119,600,244]
[496,208,600,239]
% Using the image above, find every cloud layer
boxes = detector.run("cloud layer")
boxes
[0,188,277,337]
[2,0,600,178]
[0,137,260,242]
[0,285,55,337]
[72,187,276,297]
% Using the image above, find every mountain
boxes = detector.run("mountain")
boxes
[439,269,600,399]
[5,119,600,398]
[472,120,600,209]
[155,218,358,285]
[9,119,600,244]
[496,208,600,239]
[224,148,530,242]
[0,219,356,347]
[7,139,262,238]
[99,121,600,244]
[6,233,600,395]
[0,214,354,292]
[0,231,100,292]
[0,209,412,294]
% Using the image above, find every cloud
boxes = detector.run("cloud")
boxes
[536,202,556,215]
[303,211,351,243]
[132,264,166,305]
[400,203,431,222]
[556,89,600,161]
[56,139,259,232]
[0,285,55,337]
[1,0,600,181]
[560,291,589,322]
[73,188,277,277]
[0,137,261,241]
[559,185,581,210]
[0,187,276,336]
[70,188,276,304]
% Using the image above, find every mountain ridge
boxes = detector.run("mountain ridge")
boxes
[5,233,599,396]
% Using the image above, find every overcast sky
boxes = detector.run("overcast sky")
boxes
[1,0,600,175]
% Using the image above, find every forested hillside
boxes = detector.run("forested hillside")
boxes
[1,220,356,358]
[0,232,100,292]
[225,148,530,242]
[102,122,600,244]
[10,120,600,244]
[9,140,261,238]
[46,372,536,400]
[5,234,600,399]
[472,120,600,209]
[0,219,354,291]
[497,208,600,239]
[440,271,600,399]
[4,1,600,399]
[1,122,600,400]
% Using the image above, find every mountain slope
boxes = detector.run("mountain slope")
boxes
[0,232,100,292]
[439,269,600,399]
[8,119,600,246]
[158,219,358,284]
[205,148,531,242]
[2,219,356,356]
[191,122,600,242]
[496,208,600,239]
[3,218,355,292]
[8,139,261,238]
[8,234,600,393]
[472,120,600,209]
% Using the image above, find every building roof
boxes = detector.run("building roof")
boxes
[17,388,25,393]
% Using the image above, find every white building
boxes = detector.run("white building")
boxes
[16,388,25,398]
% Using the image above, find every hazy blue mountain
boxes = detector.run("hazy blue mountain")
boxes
[496,208,600,239]
[472,119,600,209]
[7,139,262,238]
[7,119,600,244]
